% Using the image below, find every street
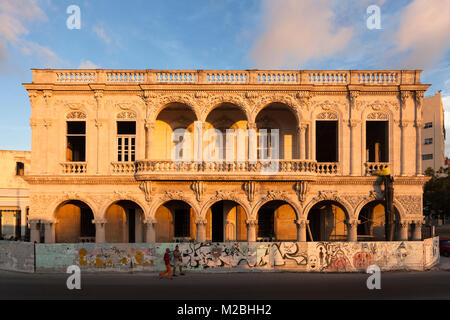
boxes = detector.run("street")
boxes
[0,266,449,300]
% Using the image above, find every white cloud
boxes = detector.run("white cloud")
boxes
[78,60,99,69]
[249,0,354,68]
[93,25,111,45]
[0,0,60,70]
[390,0,450,68]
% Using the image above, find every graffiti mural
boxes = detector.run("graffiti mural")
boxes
[31,237,440,273]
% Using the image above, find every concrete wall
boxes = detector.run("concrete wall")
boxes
[34,238,439,273]
[0,241,35,272]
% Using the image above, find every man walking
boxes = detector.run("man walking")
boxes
[172,245,184,276]
[159,248,172,280]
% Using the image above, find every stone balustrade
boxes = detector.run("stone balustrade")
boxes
[111,162,136,174]
[31,69,421,85]
[60,162,87,174]
[364,162,390,176]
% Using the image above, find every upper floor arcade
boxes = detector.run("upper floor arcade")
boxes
[23,69,430,179]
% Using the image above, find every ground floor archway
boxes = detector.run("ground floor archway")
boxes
[358,200,401,241]
[105,200,144,243]
[205,200,247,242]
[155,200,196,242]
[55,200,95,243]
[307,201,348,241]
[257,200,297,241]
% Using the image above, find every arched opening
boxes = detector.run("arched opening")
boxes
[205,200,247,242]
[307,201,348,241]
[256,103,298,160]
[154,103,197,161]
[55,200,95,243]
[204,103,248,162]
[155,200,196,242]
[257,200,297,241]
[105,200,144,243]
[357,200,401,241]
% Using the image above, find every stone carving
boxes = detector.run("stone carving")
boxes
[66,111,86,119]
[294,181,310,203]
[191,181,205,202]
[243,181,256,203]
[117,111,137,119]
[367,112,388,120]
[264,190,289,202]
[397,195,421,215]
[139,181,152,203]
[316,112,338,120]
[400,91,410,109]
[316,190,340,202]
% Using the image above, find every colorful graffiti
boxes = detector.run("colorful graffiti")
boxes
[30,238,440,273]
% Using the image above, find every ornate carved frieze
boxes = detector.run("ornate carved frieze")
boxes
[117,111,137,119]
[66,111,86,119]
[396,195,421,215]
[367,112,388,120]
[316,111,338,120]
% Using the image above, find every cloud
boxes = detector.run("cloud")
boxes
[93,25,111,45]
[0,0,60,70]
[390,0,450,68]
[249,0,354,68]
[78,60,99,69]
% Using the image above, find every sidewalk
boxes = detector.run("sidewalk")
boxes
[438,256,450,271]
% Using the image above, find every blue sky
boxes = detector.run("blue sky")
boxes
[0,0,449,156]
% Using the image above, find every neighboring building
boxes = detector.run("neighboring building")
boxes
[22,69,430,244]
[422,92,446,172]
[0,150,30,239]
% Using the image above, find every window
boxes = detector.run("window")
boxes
[316,121,338,162]
[117,121,136,162]
[422,154,433,160]
[424,138,433,145]
[257,129,275,159]
[366,121,389,162]
[66,121,86,161]
[424,122,433,129]
[15,162,24,176]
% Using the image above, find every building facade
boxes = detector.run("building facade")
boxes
[0,150,30,240]
[422,92,446,172]
[22,69,430,244]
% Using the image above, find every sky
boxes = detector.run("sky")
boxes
[0,0,449,156]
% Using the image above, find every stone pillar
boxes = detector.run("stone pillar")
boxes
[246,219,257,242]
[298,122,308,159]
[29,220,40,243]
[348,120,360,176]
[414,120,423,176]
[20,206,28,239]
[399,121,409,176]
[346,220,359,242]
[93,219,107,243]
[248,122,257,163]
[44,221,55,243]
[412,220,422,241]
[144,219,157,243]
[295,219,308,242]
[145,122,155,159]
[399,221,409,241]
[195,219,207,242]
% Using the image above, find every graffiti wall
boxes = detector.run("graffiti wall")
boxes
[423,236,440,269]
[0,241,35,272]
[34,238,439,273]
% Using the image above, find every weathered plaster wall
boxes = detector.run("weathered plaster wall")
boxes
[0,241,35,272]
[34,238,439,273]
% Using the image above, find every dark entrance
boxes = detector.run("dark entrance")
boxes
[211,202,224,242]
[316,121,338,162]
[366,121,389,162]
[257,207,275,240]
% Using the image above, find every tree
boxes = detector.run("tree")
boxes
[423,167,450,222]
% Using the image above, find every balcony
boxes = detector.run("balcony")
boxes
[111,162,136,175]
[364,162,390,176]
[61,162,87,174]
[134,159,340,180]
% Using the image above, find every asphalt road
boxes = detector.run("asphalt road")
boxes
[0,268,449,300]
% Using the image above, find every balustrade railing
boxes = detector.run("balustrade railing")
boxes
[61,162,87,174]
[111,162,136,174]
[33,69,420,85]
[364,162,390,175]
[317,162,340,175]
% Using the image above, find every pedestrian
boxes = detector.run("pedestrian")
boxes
[159,248,172,280]
[172,245,185,276]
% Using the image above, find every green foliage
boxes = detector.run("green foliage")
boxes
[423,167,450,219]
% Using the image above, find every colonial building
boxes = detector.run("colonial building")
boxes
[0,150,30,240]
[422,92,446,172]
[22,69,430,244]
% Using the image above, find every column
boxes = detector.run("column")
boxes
[348,120,360,176]
[414,120,423,175]
[295,219,308,242]
[398,221,409,241]
[248,122,257,163]
[412,220,422,241]
[44,221,55,243]
[93,219,107,243]
[246,219,257,242]
[144,219,156,243]
[346,220,359,242]
[400,121,409,176]
[195,219,207,242]
[29,220,40,243]
[145,121,155,159]
[298,123,308,159]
